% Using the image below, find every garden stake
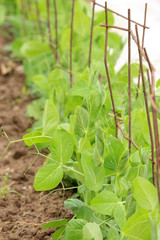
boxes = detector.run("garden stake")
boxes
[117,123,139,150]
[100,24,128,32]
[53,0,59,64]
[147,68,152,94]
[35,0,44,42]
[135,25,156,187]
[146,69,156,186]
[91,0,149,29]
[70,0,75,88]
[104,2,118,138]
[128,9,131,155]
[136,3,147,99]
[88,0,95,68]
[145,49,160,197]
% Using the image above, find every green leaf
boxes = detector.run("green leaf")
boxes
[132,177,158,211]
[76,206,95,222]
[21,41,51,58]
[107,227,120,240]
[64,219,87,240]
[50,130,74,164]
[42,100,59,135]
[23,132,51,146]
[52,227,66,240]
[32,74,48,90]
[83,222,103,240]
[42,219,67,229]
[81,153,104,192]
[104,136,125,171]
[122,209,151,240]
[34,163,63,191]
[70,80,90,97]
[90,190,119,215]
[74,2,90,36]
[113,204,126,229]
[64,199,84,213]
[74,106,89,137]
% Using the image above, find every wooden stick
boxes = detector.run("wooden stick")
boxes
[136,3,147,99]
[100,24,128,32]
[136,25,156,187]
[128,9,131,155]
[104,2,118,138]
[91,0,149,29]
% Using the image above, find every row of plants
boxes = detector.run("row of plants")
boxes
[1,0,160,239]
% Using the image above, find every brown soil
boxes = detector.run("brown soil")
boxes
[0,33,73,240]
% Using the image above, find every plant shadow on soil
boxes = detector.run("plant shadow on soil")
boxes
[0,31,73,240]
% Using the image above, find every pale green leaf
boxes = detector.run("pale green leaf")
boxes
[50,130,74,164]
[70,80,90,97]
[23,132,51,146]
[114,204,126,229]
[108,227,120,240]
[91,190,119,215]
[83,222,103,240]
[74,106,89,137]
[133,177,158,211]
[34,163,63,191]
[42,100,59,135]
[81,153,104,192]
[122,209,151,240]
[64,219,87,240]
[104,136,125,171]
[21,41,51,58]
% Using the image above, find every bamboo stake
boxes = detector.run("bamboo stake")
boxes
[128,9,131,155]
[136,3,147,99]
[104,2,118,138]
[135,25,156,187]
[146,69,156,186]
[91,0,149,29]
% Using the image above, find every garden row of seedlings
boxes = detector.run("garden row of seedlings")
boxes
[21,0,160,203]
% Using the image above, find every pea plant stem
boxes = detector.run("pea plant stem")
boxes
[104,2,118,138]
[88,0,95,69]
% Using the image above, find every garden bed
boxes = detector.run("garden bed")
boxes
[0,32,73,240]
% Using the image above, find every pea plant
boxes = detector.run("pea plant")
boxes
[1,0,160,239]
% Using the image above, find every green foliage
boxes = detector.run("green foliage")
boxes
[2,0,160,239]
